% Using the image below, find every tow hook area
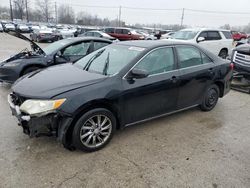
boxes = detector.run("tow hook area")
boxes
[231,72,250,94]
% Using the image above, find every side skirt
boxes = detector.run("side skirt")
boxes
[124,104,199,128]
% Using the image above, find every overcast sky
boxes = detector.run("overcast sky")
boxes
[2,0,250,27]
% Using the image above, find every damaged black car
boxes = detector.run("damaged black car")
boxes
[8,40,233,152]
[0,31,112,83]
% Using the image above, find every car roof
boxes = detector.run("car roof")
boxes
[180,28,231,32]
[116,40,191,48]
[65,37,112,44]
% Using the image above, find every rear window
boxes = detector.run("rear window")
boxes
[222,31,233,39]
[105,28,114,33]
[207,31,221,40]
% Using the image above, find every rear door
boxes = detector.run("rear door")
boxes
[122,29,132,40]
[176,45,215,109]
[122,47,180,124]
[115,28,125,40]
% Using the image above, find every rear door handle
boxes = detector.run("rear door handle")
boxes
[171,76,178,83]
[208,68,215,74]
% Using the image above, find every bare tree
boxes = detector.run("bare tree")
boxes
[13,0,25,20]
[58,4,75,24]
[220,24,231,30]
[36,0,52,22]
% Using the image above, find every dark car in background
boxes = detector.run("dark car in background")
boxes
[79,31,116,41]
[104,27,145,40]
[16,24,30,33]
[30,27,57,42]
[0,32,112,83]
[8,40,233,152]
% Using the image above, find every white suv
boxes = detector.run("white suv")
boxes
[168,28,233,59]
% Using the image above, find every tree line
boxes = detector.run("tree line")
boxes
[0,0,125,26]
[1,1,250,33]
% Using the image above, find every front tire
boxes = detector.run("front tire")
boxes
[72,108,116,152]
[200,84,219,111]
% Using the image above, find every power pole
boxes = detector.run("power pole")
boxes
[55,1,57,24]
[9,0,13,21]
[118,6,121,27]
[25,0,29,22]
[181,8,185,27]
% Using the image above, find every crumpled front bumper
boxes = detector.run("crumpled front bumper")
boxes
[7,94,73,144]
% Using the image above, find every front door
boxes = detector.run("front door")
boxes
[55,41,92,64]
[122,47,180,124]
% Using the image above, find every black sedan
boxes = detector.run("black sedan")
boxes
[0,31,112,83]
[8,40,233,152]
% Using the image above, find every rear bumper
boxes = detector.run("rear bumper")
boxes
[8,94,73,145]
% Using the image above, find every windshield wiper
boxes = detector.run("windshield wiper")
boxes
[102,52,110,75]
[83,49,105,71]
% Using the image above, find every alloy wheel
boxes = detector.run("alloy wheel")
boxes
[80,115,112,148]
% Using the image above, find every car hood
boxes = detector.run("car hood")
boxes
[234,44,250,54]
[12,64,107,99]
[7,31,46,55]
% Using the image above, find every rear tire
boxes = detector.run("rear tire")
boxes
[72,108,116,152]
[218,49,228,59]
[200,84,220,111]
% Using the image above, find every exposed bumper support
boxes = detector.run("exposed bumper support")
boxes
[8,94,73,144]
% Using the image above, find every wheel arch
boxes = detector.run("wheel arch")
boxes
[219,48,228,54]
[63,99,121,148]
[214,81,224,97]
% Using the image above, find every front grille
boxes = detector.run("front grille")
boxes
[10,92,26,106]
[233,51,250,67]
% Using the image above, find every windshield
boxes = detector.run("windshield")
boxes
[101,32,111,37]
[74,44,143,75]
[172,30,198,40]
[43,40,70,54]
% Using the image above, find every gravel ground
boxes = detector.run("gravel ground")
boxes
[0,33,250,188]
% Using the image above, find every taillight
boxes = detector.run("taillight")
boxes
[230,63,234,70]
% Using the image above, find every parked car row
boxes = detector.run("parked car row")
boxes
[0,31,233,152]
[0,22,237,60]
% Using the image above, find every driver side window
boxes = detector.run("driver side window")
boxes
[63,42,91,56]
[135,47,175,75]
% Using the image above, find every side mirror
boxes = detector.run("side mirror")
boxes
[127,68,149,79]
[197,37,205,43]
[55,51,70,62]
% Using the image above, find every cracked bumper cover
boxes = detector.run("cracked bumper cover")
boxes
[8,94,73,145]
